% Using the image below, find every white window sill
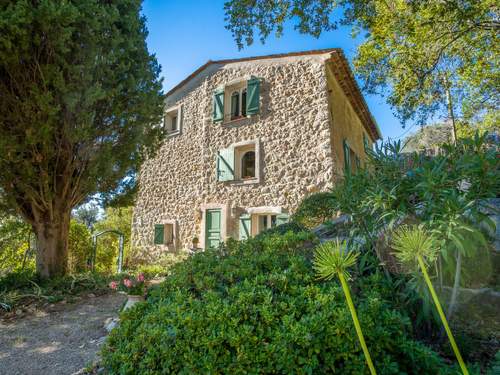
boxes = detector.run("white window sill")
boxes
[225,178,260,186]
[166,130,181,138]
[222,115,254,126]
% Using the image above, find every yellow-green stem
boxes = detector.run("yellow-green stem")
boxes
[338,272,377,375]
[417,256,469,375]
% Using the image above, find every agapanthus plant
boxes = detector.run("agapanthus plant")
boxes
[109,273,146,296]
[392,225,469,375]
[313,240,377,375]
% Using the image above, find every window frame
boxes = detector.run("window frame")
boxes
[164,105,182,137]
[153,219,178,249]
[221,79,252,124]
[232,139,261,184]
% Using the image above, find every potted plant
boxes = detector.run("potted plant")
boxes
[192,236,199,249]
[109,273,146,310]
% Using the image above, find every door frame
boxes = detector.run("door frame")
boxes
[200,203,229,250]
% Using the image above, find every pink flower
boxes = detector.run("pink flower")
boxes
[109,281,118,290]
[123,278,133,288]
[137,273,145,282]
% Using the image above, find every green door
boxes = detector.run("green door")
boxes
[206,209,222,249]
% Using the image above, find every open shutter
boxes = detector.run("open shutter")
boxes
[154,224,164,245]
[216,147,234,181]
[246,77,260,115]
[239,214,252,240]
[343,139,351,173]
[276,213,289,226]
[213,88,224,122]
[363,134,369,153]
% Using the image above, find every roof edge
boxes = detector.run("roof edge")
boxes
[165,48,340,97]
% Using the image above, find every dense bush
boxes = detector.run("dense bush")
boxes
[0,215,33,276]
[67,220,93,273]
[102,231,454,374]
[293,192,337,228]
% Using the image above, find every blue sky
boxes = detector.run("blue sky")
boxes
[142,0,412,141]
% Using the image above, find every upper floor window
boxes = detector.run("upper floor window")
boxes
[343,139,361,175]
[164,105,182,136]
[231,88,247,120]
[212,77,260,123]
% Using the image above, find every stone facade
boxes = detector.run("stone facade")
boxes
[132,49,380,259]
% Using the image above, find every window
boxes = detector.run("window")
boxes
[258,214,277,232]
[164,106,181,135]
[153,223,175,246]
[212,77,259,123]
[343,138,360,174]
[239,211,289,240]
[241,151,255,179]
[216,140,260,183]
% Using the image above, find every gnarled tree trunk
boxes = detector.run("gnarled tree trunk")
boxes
[32,208,71,278]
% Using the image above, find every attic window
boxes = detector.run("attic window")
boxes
[164,106,182,135]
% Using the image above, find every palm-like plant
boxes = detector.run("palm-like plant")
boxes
[313,240,377,375]
[392,225,469,375]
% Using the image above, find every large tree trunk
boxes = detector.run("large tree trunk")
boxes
[32,208,71,278]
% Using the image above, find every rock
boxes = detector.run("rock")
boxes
[104,317,119,332]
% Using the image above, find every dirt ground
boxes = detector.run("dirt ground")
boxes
[0,292,126,375]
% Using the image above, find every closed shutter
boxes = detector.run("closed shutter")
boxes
[246,77,260,115]
[276,213,289,226]
[213,89,224,122]
[343,139,351,173]
[154,224,164,245]
[239,214,251,240]
[216,147,234,181]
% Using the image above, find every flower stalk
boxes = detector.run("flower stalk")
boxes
[313,241,377,375]
[416,255,469,375]
[392,225,469,375]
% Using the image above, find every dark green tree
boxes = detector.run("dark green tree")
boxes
[0,0,164,278]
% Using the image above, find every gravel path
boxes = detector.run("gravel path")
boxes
[0,293,126,375]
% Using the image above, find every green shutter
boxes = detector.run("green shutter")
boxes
[355,156,361,169]
[213,89,224,122]
[239,214,251,240]
[154,224,164,245]
[343,139,351,173]
[246,77,260,115]
[363,134,369,153]
[216,147,234,181]
[276,213,289,226]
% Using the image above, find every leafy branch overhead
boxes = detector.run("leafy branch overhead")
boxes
[225,0,499,124]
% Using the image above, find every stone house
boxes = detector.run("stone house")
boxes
[131,48,381,257]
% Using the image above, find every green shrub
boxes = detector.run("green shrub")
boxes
[68,220,93,273]
[102,232,453,374]
[254,221,308,240]
[293,192,337,228]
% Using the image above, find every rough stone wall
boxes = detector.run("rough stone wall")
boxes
[132,54,346,259]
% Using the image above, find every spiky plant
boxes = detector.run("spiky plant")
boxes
[392,225,469,375]
[313,240,377,375]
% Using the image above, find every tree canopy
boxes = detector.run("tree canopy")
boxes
[0,0,164,277]
[225,0,499,127]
